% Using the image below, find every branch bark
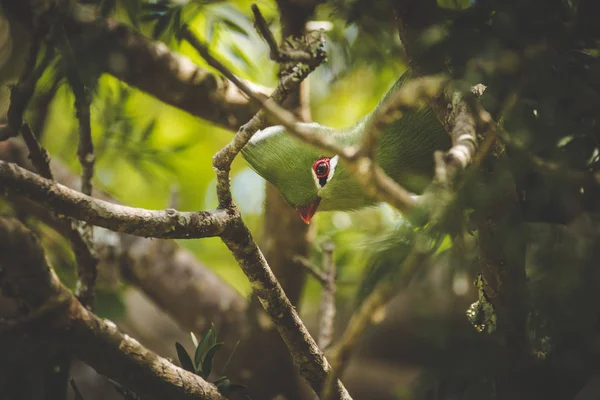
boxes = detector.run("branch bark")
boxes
[1,0,269,131]
[0,217,227,400]
[228,3,318,398]
[0,138,248,348]
[0,160,235,238]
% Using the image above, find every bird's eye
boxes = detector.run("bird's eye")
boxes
[313,158,330,179]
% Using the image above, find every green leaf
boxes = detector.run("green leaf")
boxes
[190,332,199,348]
[200,342,223,379]
[122,0,141,28]
[206,20,216,42]
[175,342,195,373]
[93,288,126,321]
[173,8,183,39]
[229,44,255,73]
[152,14,173,40]
[139,120,156,143]
[99,0,117,17]
[213,376,228,384]
[218,18,249,37]
[194,325,216,368]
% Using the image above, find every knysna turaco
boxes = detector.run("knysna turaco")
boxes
[242,71,451,223]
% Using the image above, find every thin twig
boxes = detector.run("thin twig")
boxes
[19,123,99,307]
[4,27,46,140]
[322,246,427,400]
[0,160,235,239]
[20,123,53,179]
[181,26,351,399]
[62,28,98,304]
[251,4,280,61]
[185,22,443,214]
[72,79,95,199]
[293,255,327,285]
[318,240,336,350]
[251,4,324,66]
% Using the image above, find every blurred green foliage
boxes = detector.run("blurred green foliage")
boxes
[31,0,404,303]
[9,0,600,398]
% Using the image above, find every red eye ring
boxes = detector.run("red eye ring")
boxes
[313,157,330,179]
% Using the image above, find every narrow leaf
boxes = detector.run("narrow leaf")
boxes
[201,342,223,379]
[218,18,249,37]
[140,120,156,143]
[194,326,215,367]
[122,0,141,28]
[152,14,172,40]
[175,342,195,373]
[190,332,199,348]
[213,376,228,385]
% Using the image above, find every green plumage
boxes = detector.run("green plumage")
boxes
[241,70,450,213]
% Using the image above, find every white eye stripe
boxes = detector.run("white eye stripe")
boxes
[328,155,339,182]
[311,155,339,189]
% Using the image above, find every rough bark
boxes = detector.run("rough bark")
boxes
[227,2,316,398]
[475,149,531,400]
[0,139,248,342]
[0,159,235,238]
[1,0,267,131]
[0,217,227,400]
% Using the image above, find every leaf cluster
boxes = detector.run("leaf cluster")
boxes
[175,324,247,397]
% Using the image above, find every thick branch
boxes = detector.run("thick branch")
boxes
[1,0,269,131]
[184,24,351,398]
[0,217,226,400]
[64,17,266,131]
[220,223,350,399]
[0,160,234,238]
[0,138,248,343]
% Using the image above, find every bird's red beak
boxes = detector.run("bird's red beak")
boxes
[296,199,321,224]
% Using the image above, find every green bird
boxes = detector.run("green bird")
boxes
[242,71,451,223]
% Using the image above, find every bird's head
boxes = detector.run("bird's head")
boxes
[242,123,357,224]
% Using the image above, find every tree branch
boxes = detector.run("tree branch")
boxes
[1,0,271,131]
[3,20,49,140]
[191,42,448,214]
[179,24,352,399]
[317,241,336,351]
[294,256,328,285]
[65,61,98,305]
[0,217,227,400]
[0,138,248,346]
[19,124,99,308]
[64,17,267,131]
[0,160,234,239]
[251,4,324,66]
